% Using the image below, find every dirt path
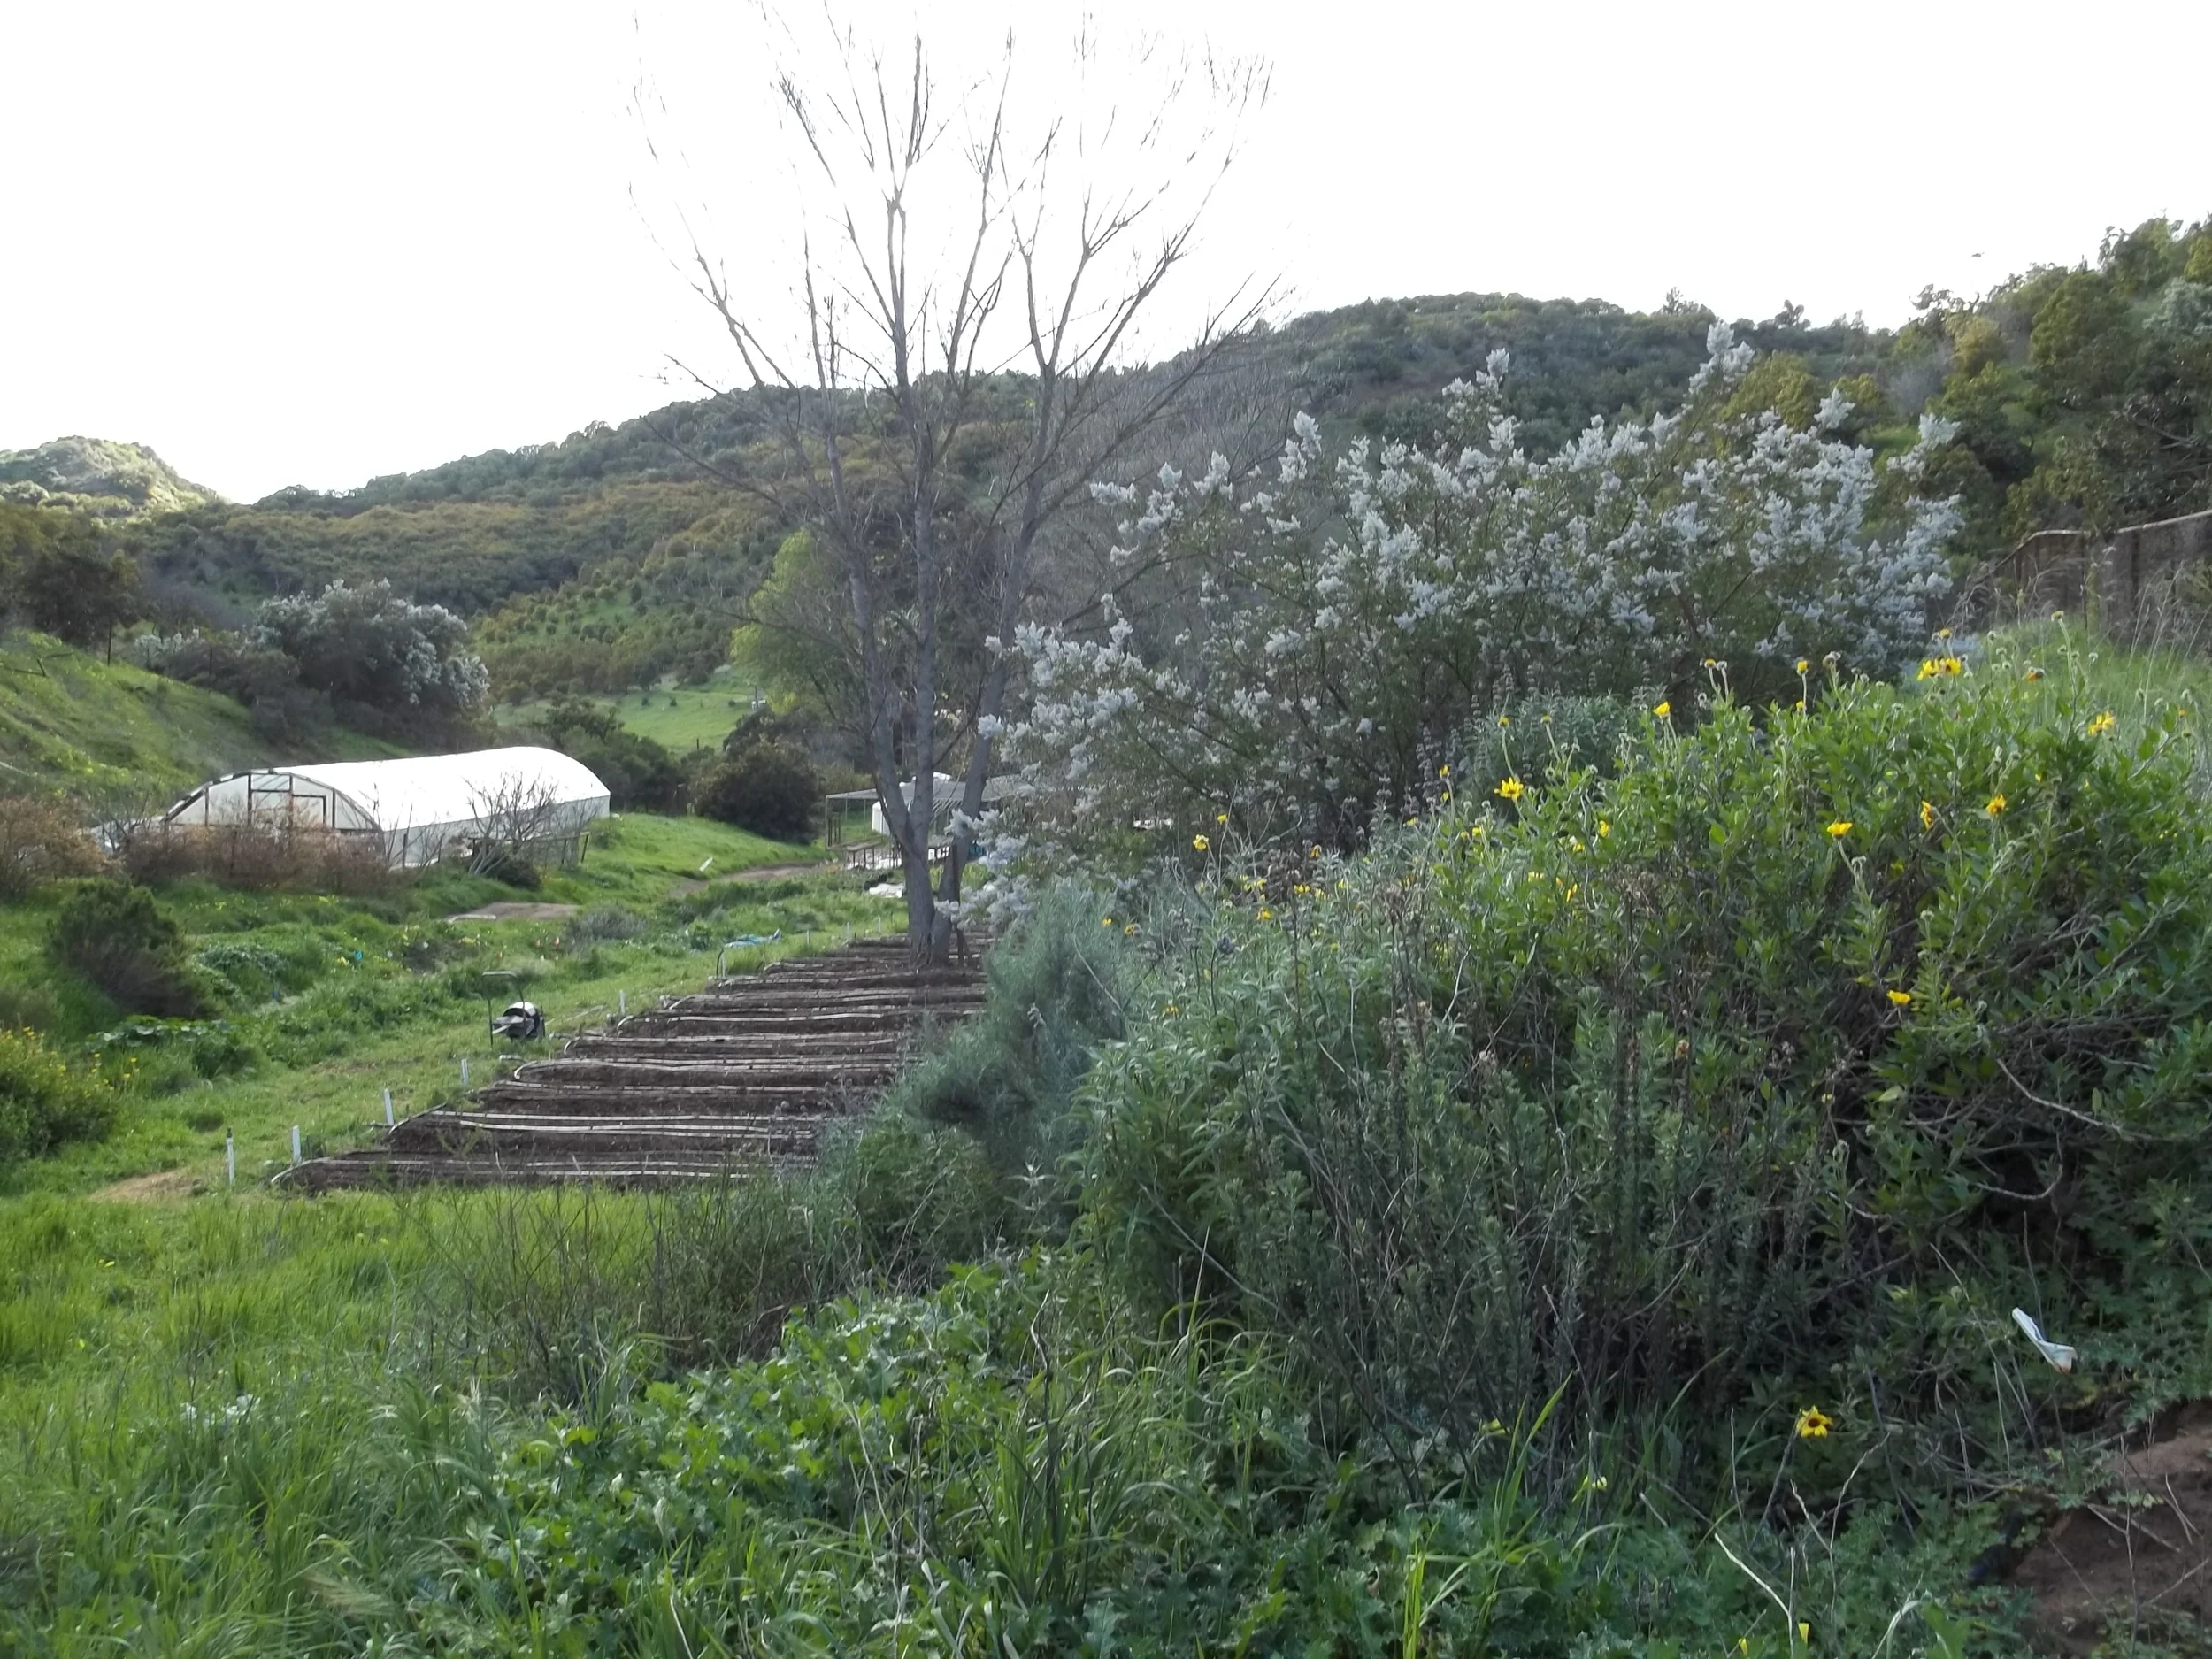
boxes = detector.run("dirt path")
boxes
[89,1170,198,1202]
[2014,1402,2212,1651]
[668,861,828,896]
[444,902,580,923]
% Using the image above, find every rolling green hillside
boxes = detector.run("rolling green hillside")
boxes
[0,633,398,797]
[494,670,764,756]
[111,292,1884,631]
[70,218,2212,715]
[0,435,222,522]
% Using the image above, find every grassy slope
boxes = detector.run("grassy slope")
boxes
[494,670,764,755]
[0,633,399,797]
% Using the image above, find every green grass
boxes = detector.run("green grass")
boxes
[1981,621,2212,792]
[0,810,895,1197]
[495,670,764,757]
[0,633,401,797]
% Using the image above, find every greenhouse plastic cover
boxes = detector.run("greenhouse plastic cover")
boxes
[263,747,610,830]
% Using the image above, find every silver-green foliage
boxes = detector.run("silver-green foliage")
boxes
[999,329,1960,861]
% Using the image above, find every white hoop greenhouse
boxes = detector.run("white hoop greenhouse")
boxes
[160,747,611,869]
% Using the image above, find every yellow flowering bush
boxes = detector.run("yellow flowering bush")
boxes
[0,1027,119,1167]
[1085,654,2212,1480]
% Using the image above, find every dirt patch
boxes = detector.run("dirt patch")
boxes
[2014,1402,2212,1653]
[444,902,580,923]
[90,1170,198,1203]
[670,861,828,896]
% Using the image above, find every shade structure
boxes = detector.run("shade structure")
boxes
[163,747,611,868]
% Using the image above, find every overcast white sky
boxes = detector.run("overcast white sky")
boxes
[6,0,2208,503]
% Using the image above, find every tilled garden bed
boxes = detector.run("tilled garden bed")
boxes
[280,935,983,1190]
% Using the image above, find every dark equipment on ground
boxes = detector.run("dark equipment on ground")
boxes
[490,1000,544,1041]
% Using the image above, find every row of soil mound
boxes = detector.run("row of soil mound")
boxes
[280,935,984,1191]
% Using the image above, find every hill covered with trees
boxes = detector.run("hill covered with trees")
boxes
[0,436,221,523]
[35,212,2212,711]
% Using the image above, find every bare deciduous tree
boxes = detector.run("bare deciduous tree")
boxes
[465,776,574,876]
[649,12,1271,960]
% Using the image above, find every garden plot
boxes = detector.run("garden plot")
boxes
[282,935,984,1189]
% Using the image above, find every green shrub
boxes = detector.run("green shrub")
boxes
[466,844,541,889]
[1084,651,2212,1486]
[695,741,818,842]
[532,696,687,813]
[0,793,104,900]
[44,879,208,1018]
[888,884,1133,1174]
[0,983,57,1033]
[0,1028,119,1165]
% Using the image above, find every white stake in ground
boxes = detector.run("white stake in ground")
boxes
[383,1087,394,1128]
[290,1125,302,1165]
[226,1131,234,1187]
[460,1056,469,1087]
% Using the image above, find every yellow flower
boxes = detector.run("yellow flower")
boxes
[1886,988,1913,1007]
[1102,916,1114,927]
[1985,793,2007,816]
[1494,776,1525,803]
[1438,764,1451,779]
[1799,1621,1812,1646]
[1192,833,1210,852]
[1795,657,1809,675]
[1123,923,1137,936]
[2024,666,2044,682]
[1215,812,1228,826]
[1498,715,1510,729]
[1934,626,1952,641]
[1162,1004,1179,1017]
[1825,820,1853,838]
[2087,710,2116,737]
[1796,1406,1833,1439]
[1653,700,1671,718]
[1256,908,1272,922]
[1919,799,1936,831]
[1916,658,1937,680]
[1597,818,1610,838]
[1310,845,1324,858]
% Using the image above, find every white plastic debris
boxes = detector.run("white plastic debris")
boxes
[2011,1308,2077,1372]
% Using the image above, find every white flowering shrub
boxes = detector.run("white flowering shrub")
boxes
[252,579,489,718]
[996,328,1960,864]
